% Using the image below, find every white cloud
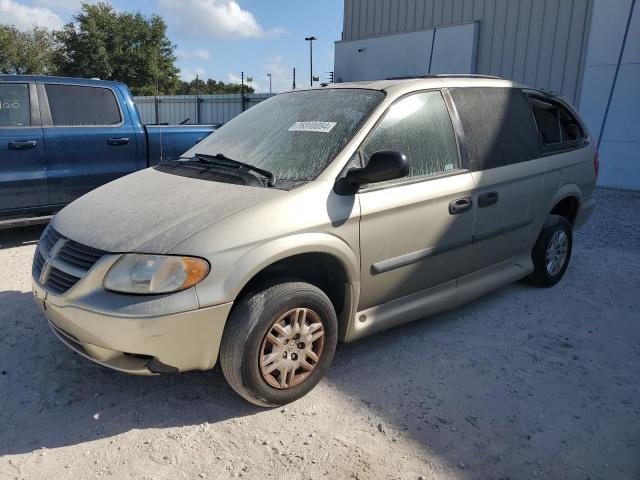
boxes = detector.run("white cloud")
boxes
[31,0,97,13]
[180,67,207,82]
[159,0,286,39]
[0,0,63,30]
[176,49,211,61]
[263,55,294,93]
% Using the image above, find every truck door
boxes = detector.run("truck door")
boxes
[0,82,48,211]
[39,83,139,205]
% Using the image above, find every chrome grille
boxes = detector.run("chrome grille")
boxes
[33,226,105,295]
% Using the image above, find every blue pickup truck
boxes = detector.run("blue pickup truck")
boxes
[0,75,216,228]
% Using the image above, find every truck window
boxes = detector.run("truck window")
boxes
[45,84,122,127]
[362,91,461,179]
[449,87,540,170]
[529,97,585,146]
[0,83,30,127]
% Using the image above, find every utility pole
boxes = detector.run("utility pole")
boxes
[195,74,200,124]
[267,73,272,94]
[292,67,296,90]
[305,36,317,86]
[241,71,246,112]
[329,71,334,83]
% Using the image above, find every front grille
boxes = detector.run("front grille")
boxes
[58,240,105,269]
[33,226,106,295]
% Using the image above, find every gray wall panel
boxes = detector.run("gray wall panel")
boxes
[433,0,443,24]
[398,0,408,31]
[341,0,593,102]
[548,0,573,92]
[415,0,425,29]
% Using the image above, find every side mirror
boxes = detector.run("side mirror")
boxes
[335,150,409,195]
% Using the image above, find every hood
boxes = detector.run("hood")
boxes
[52,168,284,253]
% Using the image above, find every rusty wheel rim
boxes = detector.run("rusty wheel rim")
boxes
[259,308,325,389]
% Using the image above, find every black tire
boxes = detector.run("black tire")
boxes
[219,280,338,407]
[527,214,573,288]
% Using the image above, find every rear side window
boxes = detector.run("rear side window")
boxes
[450,87,540,170]
[0,83,30,127]
[45,84,121,126]
[362,91,461,179]
[529,96,585,146]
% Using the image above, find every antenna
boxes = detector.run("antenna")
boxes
[156,46,163,162]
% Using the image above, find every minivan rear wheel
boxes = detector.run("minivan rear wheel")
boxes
[527,214,573,287]
[219,280,338,407]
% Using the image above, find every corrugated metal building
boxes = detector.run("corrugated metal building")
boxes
[334,0,639,190]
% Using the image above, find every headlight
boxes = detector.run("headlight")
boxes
[103,254,209,294]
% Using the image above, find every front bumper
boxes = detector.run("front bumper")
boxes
[33,280,233,375]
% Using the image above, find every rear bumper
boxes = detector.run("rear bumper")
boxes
[33,280,233,374]
[574,195,596,229]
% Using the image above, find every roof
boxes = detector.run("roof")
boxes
[0,74,125,88]
[294,75,522,94]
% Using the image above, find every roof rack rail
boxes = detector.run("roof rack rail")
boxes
[386,74,502,80]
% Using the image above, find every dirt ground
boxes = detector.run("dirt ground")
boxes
[0,188,639,480]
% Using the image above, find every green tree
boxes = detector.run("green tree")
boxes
[0,25,57,75]
[175,78,254,95]
[54,2,180,95]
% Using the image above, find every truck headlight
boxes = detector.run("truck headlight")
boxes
[103,254,209,294]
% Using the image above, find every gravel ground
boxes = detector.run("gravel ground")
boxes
[0,188,639,480]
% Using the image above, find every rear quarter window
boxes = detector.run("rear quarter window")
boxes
[449,87,540,170]
[45,84,122,127]
[529,96,585,147]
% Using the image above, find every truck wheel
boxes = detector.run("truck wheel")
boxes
[219,281,338,407]
[527,214,573,288]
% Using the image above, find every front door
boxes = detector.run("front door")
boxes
[39,83,139,205]
[0,82,49,212]
[357,90,476,310]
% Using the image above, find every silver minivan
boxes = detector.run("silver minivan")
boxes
[32,76,597,406]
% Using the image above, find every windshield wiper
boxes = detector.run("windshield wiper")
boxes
[188,153,276,187]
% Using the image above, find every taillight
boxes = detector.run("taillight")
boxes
[593,151,600,179]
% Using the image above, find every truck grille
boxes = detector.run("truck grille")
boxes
[33,226,105,295]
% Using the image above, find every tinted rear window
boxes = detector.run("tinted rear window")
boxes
[450,87,540,170]
[45,84,122,126]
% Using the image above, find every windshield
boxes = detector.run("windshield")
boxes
[182,89,385,182]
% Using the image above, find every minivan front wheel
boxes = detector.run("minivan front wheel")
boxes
[220,281,338,407]
[528,214,573,287]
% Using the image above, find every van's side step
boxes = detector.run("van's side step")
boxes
[0,215,52,230]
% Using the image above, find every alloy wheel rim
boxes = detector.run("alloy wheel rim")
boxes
[546,230,568,276]
[259,308,325,389]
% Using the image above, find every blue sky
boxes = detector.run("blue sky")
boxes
[1,0,344,92]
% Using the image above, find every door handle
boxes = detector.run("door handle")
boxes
[449,197,473,215]
[478,191,499,208]
[8,140,38,150]
[107,137,130,146]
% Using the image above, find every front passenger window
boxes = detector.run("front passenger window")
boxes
[362,91,460,179]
